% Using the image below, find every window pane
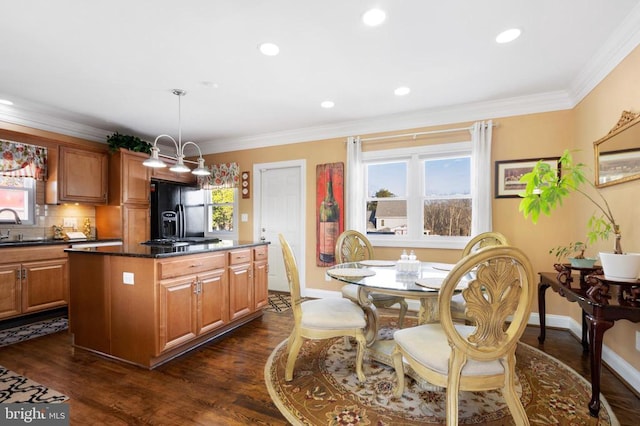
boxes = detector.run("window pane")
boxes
[424,157,470,197]
[423,199,471,236]
[208,188,235,232]
[367,199,407,235]
[367,162,406,197]
[209,205,234,231]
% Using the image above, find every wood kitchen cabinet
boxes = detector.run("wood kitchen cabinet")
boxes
[68,242,268,368]
[0,246,69,320]
[157,252,228,354]
[253,245,269,310]
[46,145,108,204]
[95,148,150,244]
[228,248,253,320]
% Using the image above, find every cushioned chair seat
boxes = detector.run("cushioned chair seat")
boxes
[301,298,366,330]
[393,324,504,377]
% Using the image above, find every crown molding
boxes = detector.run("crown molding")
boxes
[569,2,640,105]
[0,100,111,142]
[199,90,574,154]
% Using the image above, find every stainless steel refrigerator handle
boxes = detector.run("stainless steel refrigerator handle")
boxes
[179,204,186,238]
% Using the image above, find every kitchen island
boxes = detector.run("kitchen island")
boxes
[65,240,269,368]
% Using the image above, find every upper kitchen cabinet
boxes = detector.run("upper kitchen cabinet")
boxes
[46,145,108,204]
[107,148,150,205]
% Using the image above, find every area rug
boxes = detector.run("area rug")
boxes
[0,366,68,403]
[265,292,293,313]
[265,319,619,425]
[0,317,68,347]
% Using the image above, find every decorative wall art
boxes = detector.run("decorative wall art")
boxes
[316,162,344,266]
[495,157,559,198]
[241,171,250,199]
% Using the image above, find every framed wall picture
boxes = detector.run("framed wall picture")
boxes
[495,157,560,198]
[316,162,344,266]
[241,171,250,199]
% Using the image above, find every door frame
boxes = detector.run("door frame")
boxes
[253,159,306,295]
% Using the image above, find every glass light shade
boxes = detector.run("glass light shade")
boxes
[169,156,191,173]
[191,158,211,176]
[142,147,167,168]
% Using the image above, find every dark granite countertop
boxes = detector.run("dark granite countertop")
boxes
[0,238,122,248]
[64,240,269,258]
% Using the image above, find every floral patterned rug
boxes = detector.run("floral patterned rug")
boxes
[264,319,619,425]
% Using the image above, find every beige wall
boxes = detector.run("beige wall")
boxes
[205,45,640,372]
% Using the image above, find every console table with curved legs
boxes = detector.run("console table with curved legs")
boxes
[538,269,640,417]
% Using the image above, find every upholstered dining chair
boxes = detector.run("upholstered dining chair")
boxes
[451,232,509,323]
[392,245,534,426]
[336,230,409,328]
[279,234,367,382]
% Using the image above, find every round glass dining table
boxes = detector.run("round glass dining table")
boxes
[327,260,458,391]
[326,261,456,345]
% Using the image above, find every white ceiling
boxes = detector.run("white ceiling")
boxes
[1,1,640,154]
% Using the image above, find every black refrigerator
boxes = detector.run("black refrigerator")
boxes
[150,179,206,241]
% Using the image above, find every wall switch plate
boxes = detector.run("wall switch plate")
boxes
[636,331,640,351]
[241,213,249,222]
[123,272,135,285]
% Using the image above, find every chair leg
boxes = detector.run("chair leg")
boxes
[445,351,466,426]
[343,335,352,349]
[397,299,408,328]
[391,345,405,397]
[285,333,303,382]
[354,331,367,382]
[503,354,529,426]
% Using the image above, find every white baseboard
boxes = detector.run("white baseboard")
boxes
[306,289,640,394]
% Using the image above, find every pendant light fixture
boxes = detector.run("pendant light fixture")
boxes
[143,89,210,176]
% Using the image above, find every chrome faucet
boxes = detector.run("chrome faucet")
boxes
[0,208,22,225]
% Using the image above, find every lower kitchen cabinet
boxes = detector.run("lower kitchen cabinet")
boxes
[0,246,69,320]
[68,243,268,368]
[158,258,228,354]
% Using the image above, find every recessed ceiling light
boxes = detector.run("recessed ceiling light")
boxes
[496,28,521,44]
[362,8,386,26]
[320,100,335,109]
[394,86,411,96]
[0,99,14,106]
[258,42,280,56]
[201,81,219,88]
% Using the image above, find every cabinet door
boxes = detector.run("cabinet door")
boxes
[253,259,269,311]
[228,263,252,320]
[21,259,68,314]
[59,146,108,204]
[123,204,150,245]
[0,263,22,319]
[121,151,150,204]
[158,276,198,354]
[198,269,228,335]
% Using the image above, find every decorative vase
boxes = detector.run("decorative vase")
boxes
[568,257,598,268]
[599,252,640,281]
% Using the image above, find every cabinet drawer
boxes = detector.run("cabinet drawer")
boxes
[229,249,251,265]
[159,253,226,279]
[254,245,268,261]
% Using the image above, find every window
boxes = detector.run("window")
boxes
[0,176,36,225]
[205,187,238,239]
[361,141,478,249]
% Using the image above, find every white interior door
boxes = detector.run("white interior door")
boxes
[254,160,306,293]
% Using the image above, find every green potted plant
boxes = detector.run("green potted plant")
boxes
[518,149,640,279]
[106,132,151,154]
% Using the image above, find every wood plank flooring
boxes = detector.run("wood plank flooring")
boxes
[0,310,638,425]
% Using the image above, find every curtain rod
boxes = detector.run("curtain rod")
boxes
[358,122,496,143]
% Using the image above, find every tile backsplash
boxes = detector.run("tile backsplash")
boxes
[1,204,96,239]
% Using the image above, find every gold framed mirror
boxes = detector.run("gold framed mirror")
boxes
[594,110,640,188]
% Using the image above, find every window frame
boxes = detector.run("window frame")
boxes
[204,187,239,240]
[0,177,37,225]
[361,141,475,250]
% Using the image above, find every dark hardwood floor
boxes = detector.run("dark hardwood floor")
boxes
[0,310,638,425]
